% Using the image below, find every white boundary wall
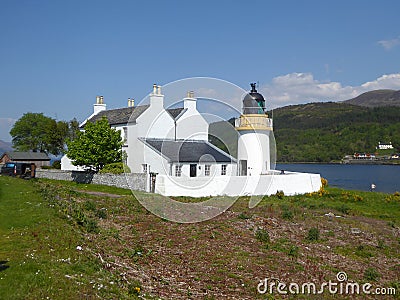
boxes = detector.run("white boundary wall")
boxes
[155,171,321,197]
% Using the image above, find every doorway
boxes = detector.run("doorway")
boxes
[239,160,247,176]
[190,164,197,177]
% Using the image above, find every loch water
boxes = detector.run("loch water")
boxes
[276,163,400,193]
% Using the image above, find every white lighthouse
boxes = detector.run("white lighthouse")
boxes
[235,83,273,176]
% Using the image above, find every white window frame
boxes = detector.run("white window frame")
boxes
[175,165,182,177]
[142,164,148,173]
[221,164,227,175]
[205,164,211,176]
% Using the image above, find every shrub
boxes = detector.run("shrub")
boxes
[337,204,350,215]
[84,218,99,233]
[280,206,294,220]
[52,160,61,169]
[321,177,328,187]
[288,245,299,258]
[276,190,284,199]
[255,228,270,244]
[364,267,380,281]
[99,162,131,174]
[306,227,320,241]
[83,200,96,211]
[96,208,107,219]
[238,212,251,220]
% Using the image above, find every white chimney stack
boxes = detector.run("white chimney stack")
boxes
[150,83,164,109]
[183,90,196,110]
[128,98,135,107]
[93,95,106,115]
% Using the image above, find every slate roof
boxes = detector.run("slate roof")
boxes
[166,108,186,120]
[2,151,50,161]
[142,138,235,163]
[85,105,150,126]
[85,106,186,127]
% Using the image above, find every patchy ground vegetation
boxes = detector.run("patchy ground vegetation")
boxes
[0,176,399,299]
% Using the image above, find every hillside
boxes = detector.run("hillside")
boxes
[343,89,400,107]
[1,176,399,299]
[209,119,238,158]
[0,139,12,155]
[272,102,400,162]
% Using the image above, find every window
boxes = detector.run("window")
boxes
[123,127,128,144]
[142,164,148,173]
[221,164,227,175]
[205,164,211,176]
[175,165,182,177]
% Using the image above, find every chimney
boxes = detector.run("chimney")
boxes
[93,95,106,115]
[183,90,196,110]
[128,98,135,107]
[150,83,164,110]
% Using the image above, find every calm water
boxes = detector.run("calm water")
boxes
[276,163,400,193]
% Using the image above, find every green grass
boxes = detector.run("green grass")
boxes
[1,176,399,299]
[0,176,129,299]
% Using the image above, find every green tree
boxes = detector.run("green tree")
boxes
[66,117,123,172]
[10,112,72,155]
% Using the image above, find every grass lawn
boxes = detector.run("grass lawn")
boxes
[1,175,399,299]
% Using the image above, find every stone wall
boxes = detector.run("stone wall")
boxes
[36,169,148,191]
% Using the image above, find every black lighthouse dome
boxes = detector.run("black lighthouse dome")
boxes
[243,83,266,114]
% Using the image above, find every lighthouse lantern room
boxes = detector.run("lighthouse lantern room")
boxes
[235,83,273,176]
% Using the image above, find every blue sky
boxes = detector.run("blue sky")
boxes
[1,0,400,141]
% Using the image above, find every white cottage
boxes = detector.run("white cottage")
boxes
[61,84,237,177]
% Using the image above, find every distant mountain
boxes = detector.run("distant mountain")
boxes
[0,140,13,156]
[343,89,400,107]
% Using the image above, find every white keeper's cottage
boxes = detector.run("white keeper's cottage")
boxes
[62,84,237,177]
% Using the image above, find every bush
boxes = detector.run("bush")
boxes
[288,245,299,258]
[280,205,294,220]
[306,227,320,241]
[238,212,251,220]
[255,228,270,244]
[364,267,380,281]
[276,190,284,199]
[99,162,131,174]
[52,160,61,169]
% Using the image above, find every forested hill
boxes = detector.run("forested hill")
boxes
[343,89,400,107]
[272,102,400,162]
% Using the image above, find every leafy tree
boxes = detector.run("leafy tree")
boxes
[66,117,123,172]
[10,112,73,155]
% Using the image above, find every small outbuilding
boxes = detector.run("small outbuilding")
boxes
[0,151,51,168]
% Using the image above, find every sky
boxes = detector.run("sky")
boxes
[1,0,400,142]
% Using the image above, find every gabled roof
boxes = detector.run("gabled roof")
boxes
[84,105,150,127]
[142,138,235,163]
[2,151,50,161]
[166,108,186,120]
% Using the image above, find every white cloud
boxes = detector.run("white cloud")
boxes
[378,37,400,50]
[260,72,400,108]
